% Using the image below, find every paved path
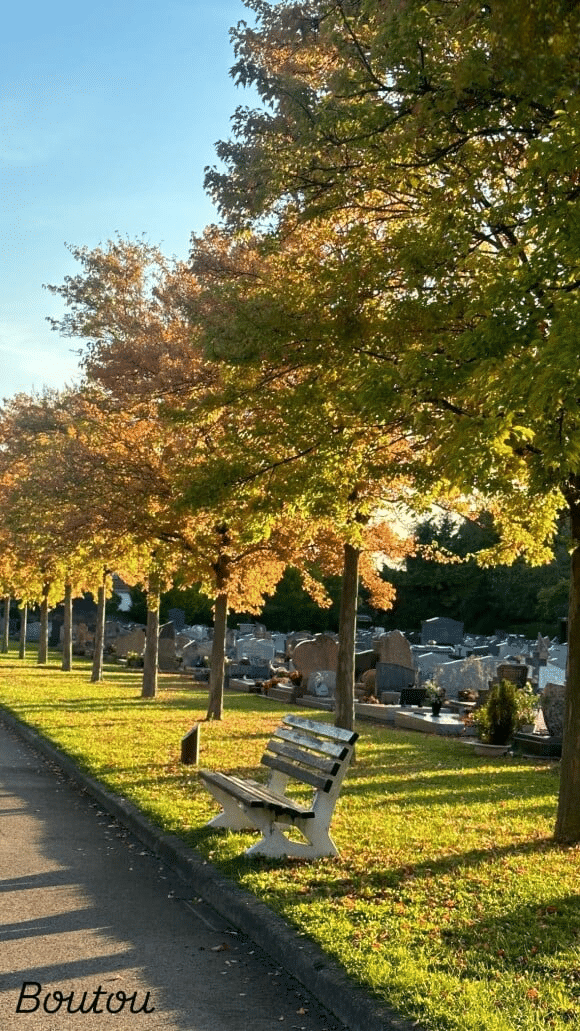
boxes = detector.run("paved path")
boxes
[0,721,348,1031]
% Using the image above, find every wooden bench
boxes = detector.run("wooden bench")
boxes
[199,714,358,859]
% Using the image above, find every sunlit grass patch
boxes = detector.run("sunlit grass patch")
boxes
[1,648,576,1031]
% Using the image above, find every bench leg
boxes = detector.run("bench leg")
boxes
[203,784,259,831]
[244,817,339,859]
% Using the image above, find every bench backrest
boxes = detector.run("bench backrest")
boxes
[261,714,358,795]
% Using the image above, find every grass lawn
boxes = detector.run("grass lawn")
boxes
[1,648,578,1031]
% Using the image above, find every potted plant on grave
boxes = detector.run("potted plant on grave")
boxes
[424,681,445,717]
[474,680,518,755]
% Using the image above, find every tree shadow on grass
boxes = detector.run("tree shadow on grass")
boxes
[217,833,566,902]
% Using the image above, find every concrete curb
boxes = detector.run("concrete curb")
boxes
[1,707,421,1031]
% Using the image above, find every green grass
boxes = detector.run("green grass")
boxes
[1,648,578,1031]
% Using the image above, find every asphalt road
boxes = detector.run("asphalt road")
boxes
[0,721,349,1031]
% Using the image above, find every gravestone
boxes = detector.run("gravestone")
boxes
[181,725,200,765]
[167,608,186,631]
[74,622,91,654]
[421,617,464,646]
[355,649,375,678]
[50,618,63,647]
[291,634,339,682]
[271,633,287,655]
[374,630,414,669]
[114,627,146,658]
[539,663,565,693]
[541,682,566,740]
[495,663,529,688]
[434,655,500,699]
[158,621,178,671]
[375,662,416,693]
[536,633,550,665]
[181,640,201,668]
[236,636,276,662]
[414,650,454,679]
[307,670,337,698]
[285,631,315,654]
[548,644,567,670]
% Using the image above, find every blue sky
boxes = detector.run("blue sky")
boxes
[0,0,256,399]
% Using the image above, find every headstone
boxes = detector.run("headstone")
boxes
[433,655,500,700]
[50,618,63,647]
[541,682,566,740]
[227,661,271,682]
[421,617,464,646]
[307,670,336,698]
[375,662,416,692]
[74,622,90,654]
[167,608,186,631]
[496,663,529,688]
[539,663,565,693]
[104,620,128,644]
[271,633,287,655]
[414,651,454,679]
[181,640,201,668]
[236,637,276,662]
[355,649,375,678]
[158,622,177,671]
[536,633,550,665]
[291,634,339,681]
[374,630,414,669]
[114,627,146,658]
[285,631,315,657]
[181,724,200,765]
[548,644,567,670]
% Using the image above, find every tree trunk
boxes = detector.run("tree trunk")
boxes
[91,574,108,683]
[61,582,73,672]
[206,592,228,720]
[1,595,10,653]
[334,542,360,732]
[37,584,50,664]
[554,496,580,842]
[141,574,160,698]
[18,602,27,659]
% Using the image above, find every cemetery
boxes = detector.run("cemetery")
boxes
[21,603,564,759]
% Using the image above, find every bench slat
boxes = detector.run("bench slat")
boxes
[266,739,341,776]
[282,713,359,746]
[273,726,348,760]
[199,770,315,818]
[261,753,333,792]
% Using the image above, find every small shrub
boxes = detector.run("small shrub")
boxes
[478,680,518,745]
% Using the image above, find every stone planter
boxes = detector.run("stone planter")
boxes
[473,742,510,757]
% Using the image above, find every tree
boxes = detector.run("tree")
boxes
[46,238,301,711]
[185,225,419,728]
[203,0,580,837]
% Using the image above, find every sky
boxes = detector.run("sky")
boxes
[0,0,257,399]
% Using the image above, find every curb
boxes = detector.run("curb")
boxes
[1,707,421,1031]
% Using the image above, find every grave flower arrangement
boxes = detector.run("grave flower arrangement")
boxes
[514,682,540,731]
[423,680,445,716]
